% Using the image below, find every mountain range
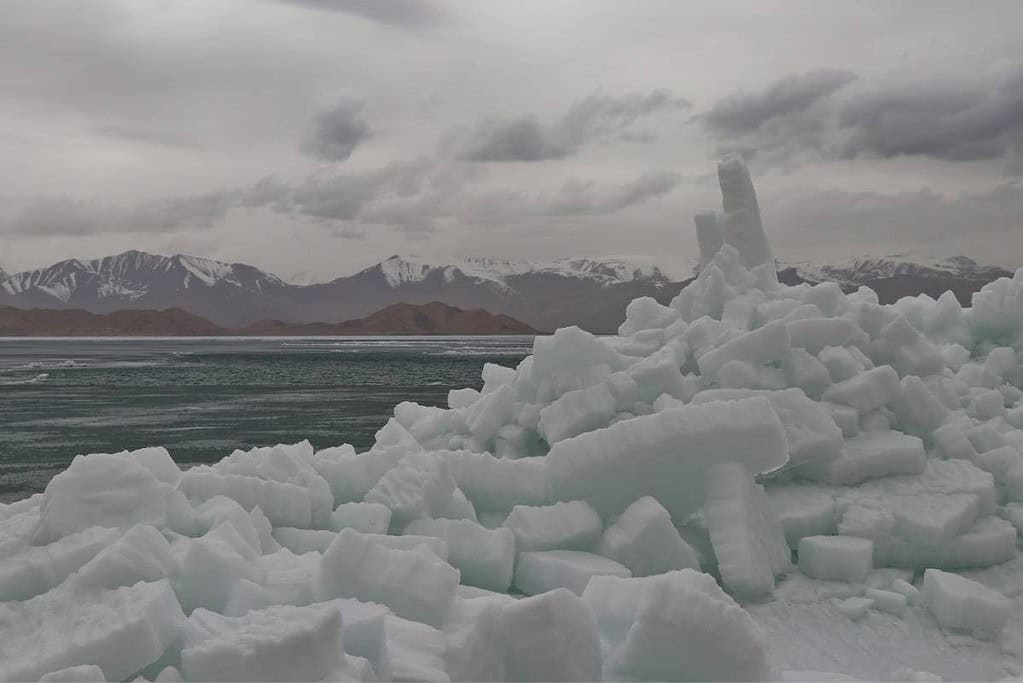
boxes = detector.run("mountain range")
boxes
[0,251,1013,333]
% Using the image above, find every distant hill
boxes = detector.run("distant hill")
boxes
[245,301,537,336]
[0,306,227,336]
[0,301,536,337]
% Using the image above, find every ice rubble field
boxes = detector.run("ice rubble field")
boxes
[7,159,1023,682]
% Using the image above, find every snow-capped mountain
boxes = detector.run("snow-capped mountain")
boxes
[373,254,681,290]
[786,255,1011,289]
[0,250,1013,332]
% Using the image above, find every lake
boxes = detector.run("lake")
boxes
[0,336,533,502]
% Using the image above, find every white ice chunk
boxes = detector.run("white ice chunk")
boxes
[717,154,774,270]
[0,579,185,683]
[921,568,1009,633]
[836,596,873,620]
[364,452,457,527]
[177,523,264,614]
[694,388,843,466]
[865,587,907,615]
[514,550,631,596]
[596,496,700,576]
[766,484,837,548]
[73,524,176,591]
[0,526,119,602]
[444,596,508,683]
[800,431,926,485]
[318,528,459,627]
[502,500,602,552]
[272,527,337,555]
[798,536,873,583]
[380,615,449,682]
[704,462,790,598]
[405,518,515,592]
[443,451,551,511]
[181,604,344,683]
[502,587,602,682]
[618,296,681,336]
[330,502,392,534]
[697,320,790,378]
[180,469,313,529]
[33,454,176,544]
[615,568,770,682]
[821,365,901,414]
[548,397,788,518]
[538,384,617,444]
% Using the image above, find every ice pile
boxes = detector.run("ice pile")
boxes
[3,155,1023,681]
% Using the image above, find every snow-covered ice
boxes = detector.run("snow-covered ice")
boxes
[6,155,1023,680]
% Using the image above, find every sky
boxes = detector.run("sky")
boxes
[1,0,1022,282]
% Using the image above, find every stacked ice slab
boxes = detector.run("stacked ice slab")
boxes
[2,155,1023,682]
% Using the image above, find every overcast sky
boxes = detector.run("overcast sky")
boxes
[2,0,1022,282]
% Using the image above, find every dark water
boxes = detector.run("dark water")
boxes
[0,336,533,502]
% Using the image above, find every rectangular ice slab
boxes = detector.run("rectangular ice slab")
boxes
[821,365,901,413]
[514,550,631,596]
[798,536,874,583]
[921,568,1009,632]
[596,496,700,576]
[800,431,926,485]
[502,500,602,552]
[548,397,788,518]
[704,462,790,598]
[697,320,791,378]
[404,518,515,592]
[318,528,459,627]
[0,579,185,682]
[181,604,344,682]
[502,587,602,682]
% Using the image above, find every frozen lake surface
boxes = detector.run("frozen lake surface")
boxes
[0,336,532,502]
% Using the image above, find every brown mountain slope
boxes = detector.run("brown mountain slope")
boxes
[0,301,537,336]
[0,306,227,336]
[244,301,538,335]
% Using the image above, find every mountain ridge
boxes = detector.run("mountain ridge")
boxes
[0,250,1015,333]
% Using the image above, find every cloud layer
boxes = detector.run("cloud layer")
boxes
[449,90,689,162]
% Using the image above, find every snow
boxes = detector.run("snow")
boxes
[8,155,1023,681]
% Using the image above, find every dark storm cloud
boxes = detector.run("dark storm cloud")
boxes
[9,191,238,237]
[449,90,690,162]
[301,99,372,162]
[274,0,444,26]
[701,69,858,136]
[700,66,1023,173]
[836,66,1023,168]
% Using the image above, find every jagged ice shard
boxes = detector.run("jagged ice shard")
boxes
[697,154,775,274]
[7,155,1023,681]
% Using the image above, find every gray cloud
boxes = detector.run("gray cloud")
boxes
[274,0,444,26]
[701,69,857,135]
[700,65,1023,173]
[836,67,1023,168]
[764,182,1023,261]
[301,99,371,162]
[450,90,690,162]
[9,191,238,237]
